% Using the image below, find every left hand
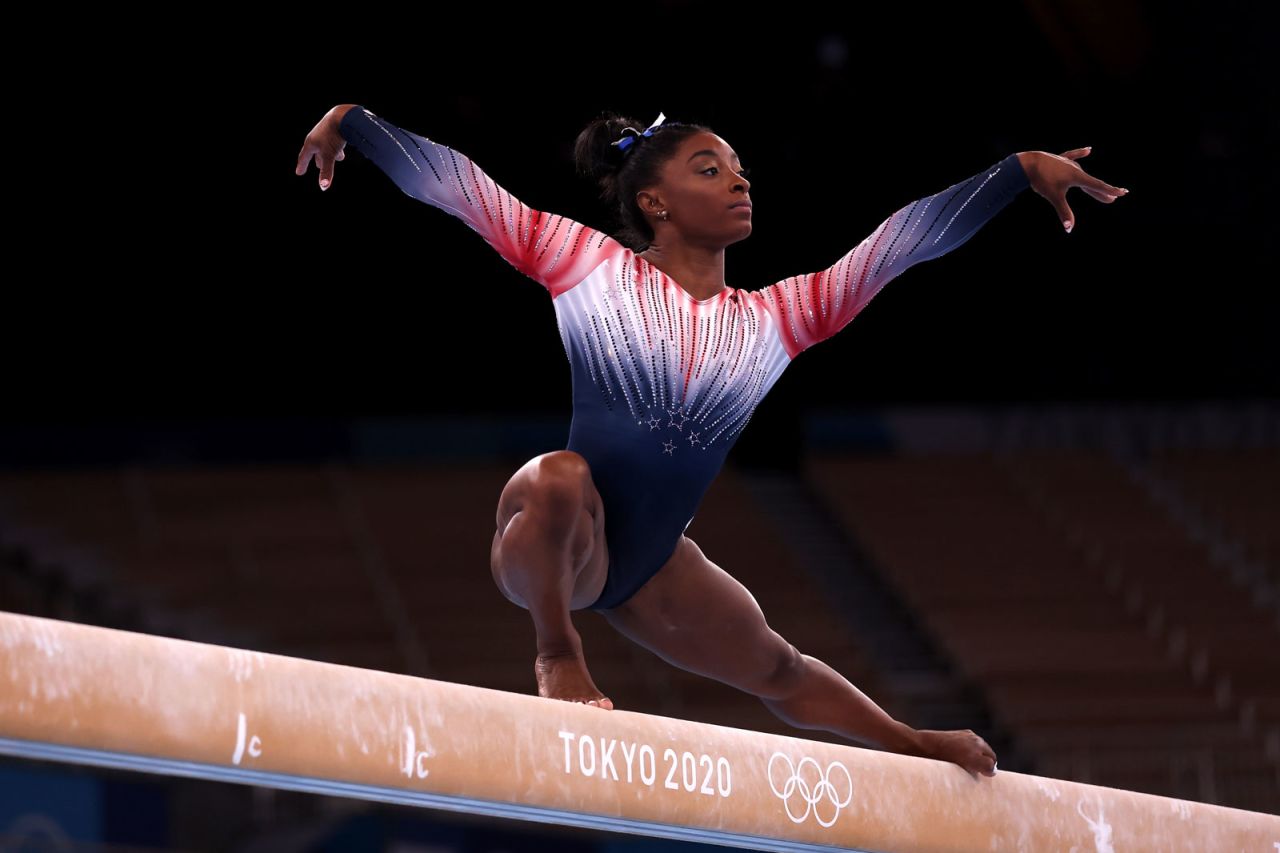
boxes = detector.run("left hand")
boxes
[1018,148,1129,234]
[915,728,999,781]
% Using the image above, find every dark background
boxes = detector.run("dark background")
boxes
[2,4,1277,849]
[6,1,1276,465]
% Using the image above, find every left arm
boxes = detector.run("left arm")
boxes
[757,153,1031,358]
[757,147,1128,359]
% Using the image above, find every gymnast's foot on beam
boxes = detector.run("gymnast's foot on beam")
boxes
[535,650,614,709]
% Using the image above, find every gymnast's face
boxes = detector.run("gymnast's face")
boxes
[639,132,752,246]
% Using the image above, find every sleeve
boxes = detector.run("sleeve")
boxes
[337,105,621,299]
[756,153,1031,358]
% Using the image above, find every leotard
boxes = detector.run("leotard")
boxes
[336,106,1030,610]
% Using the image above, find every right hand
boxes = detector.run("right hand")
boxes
[915,728,999,780]
[295,104,358,191]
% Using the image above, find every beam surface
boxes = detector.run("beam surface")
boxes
[1,612,1275,851]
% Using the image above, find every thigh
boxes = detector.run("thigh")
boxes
[598,535,797,695]
[490,450,610,611]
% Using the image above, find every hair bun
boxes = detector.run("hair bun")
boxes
[572,110,707,251]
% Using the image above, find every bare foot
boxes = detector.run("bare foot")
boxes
[535,651,614,710]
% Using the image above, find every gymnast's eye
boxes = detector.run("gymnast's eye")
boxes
[702,166,752,178]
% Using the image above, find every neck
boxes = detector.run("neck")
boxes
[637,241,727,301]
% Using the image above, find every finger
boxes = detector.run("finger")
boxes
[296,142,314,176]
[1084,176,1128,201]
[1081,185,1122,204]
[1066,161,1128,195]
[1060,146,1092,160]
[320,154,334,191]
[1092,175,1126,194]
[336,148,345,161]
[1051,195,1076,233]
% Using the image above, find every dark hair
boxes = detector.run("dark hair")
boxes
[573,111,711,252]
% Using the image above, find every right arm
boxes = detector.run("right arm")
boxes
[299,104,618,298]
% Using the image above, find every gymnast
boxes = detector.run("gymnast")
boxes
[296,104,1127,781]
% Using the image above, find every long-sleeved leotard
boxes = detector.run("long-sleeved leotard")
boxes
[337,106,1030,610]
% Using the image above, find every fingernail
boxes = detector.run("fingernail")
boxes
[1064,221,1072,232]
[320,180,329,190]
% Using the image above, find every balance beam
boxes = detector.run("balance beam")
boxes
[0,611,1275,851]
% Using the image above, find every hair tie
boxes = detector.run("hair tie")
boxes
[612,112,667,156]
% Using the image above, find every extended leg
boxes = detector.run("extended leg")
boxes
[600,535,919,752]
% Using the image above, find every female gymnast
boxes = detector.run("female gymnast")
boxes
[296,104,1127,781]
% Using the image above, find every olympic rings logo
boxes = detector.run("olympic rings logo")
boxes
[767,751,854,827]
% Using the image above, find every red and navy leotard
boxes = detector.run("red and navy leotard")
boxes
[337,106,1030,610]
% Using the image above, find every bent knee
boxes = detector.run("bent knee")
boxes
[529,451,593,514]
[756,640,805,699]
[538,449,591,481]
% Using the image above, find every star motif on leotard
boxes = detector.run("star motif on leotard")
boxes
[646,416,663,431]
[686,431,701,447]
[602,283,622,302]
[667,405,689,431]
[662,439,676,455]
